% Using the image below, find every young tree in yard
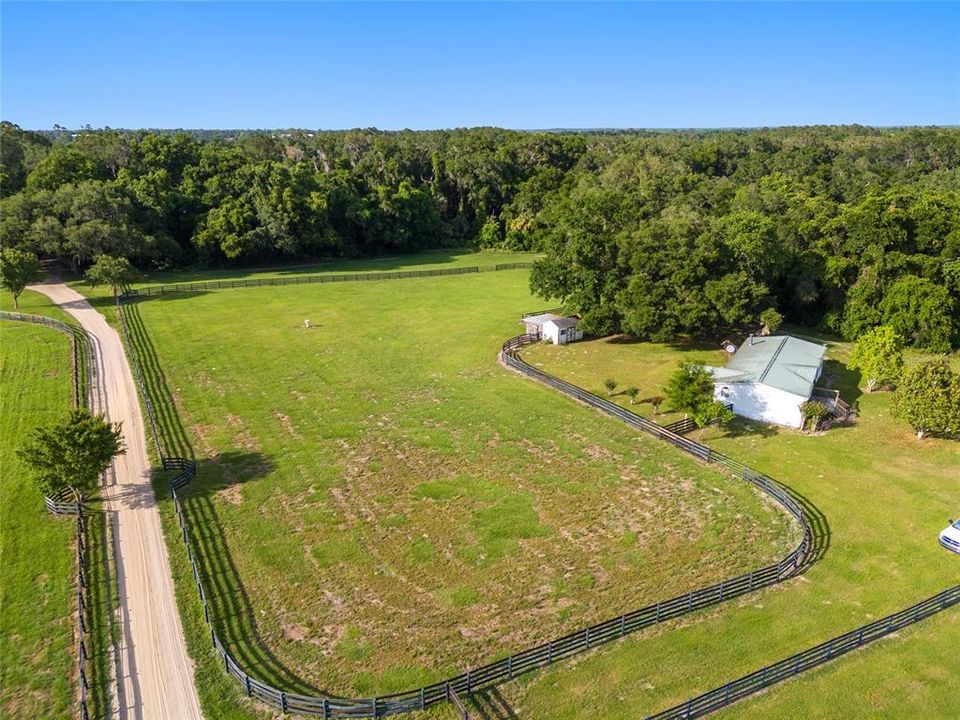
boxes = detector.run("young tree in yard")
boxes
[85,254,140,298]
[665,362,714,414]
[604,378,618,396]
[0,247,43,308]
[624,386,639,404]
[760,308,783,335]
[17,408,124,498]
[692,400,734,438]
[847,325,905,392]
[799,400,829,432]
[891,360,959,438]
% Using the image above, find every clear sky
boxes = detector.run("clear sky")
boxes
[2,1,958,130]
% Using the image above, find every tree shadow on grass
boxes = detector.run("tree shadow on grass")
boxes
[720,417,780,439]
[180,452,325,696]
[124,297,326,696]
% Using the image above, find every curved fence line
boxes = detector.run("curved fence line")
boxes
[124,262,535,298]
[1,310,95,720]
[646,584,959,719]
[115,278,831,718]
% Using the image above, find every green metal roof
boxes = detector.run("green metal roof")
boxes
[708,335,827,398]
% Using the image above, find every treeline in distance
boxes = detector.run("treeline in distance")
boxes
[2,122,958,350]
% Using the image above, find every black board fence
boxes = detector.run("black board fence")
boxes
[124,262,535,298]
[0,310,96,720]
[645,585,960,719]
[113,278,835,718]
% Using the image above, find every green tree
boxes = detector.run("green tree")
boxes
[85,255,140,298]
[603,378,618,396]
[17,408,125,498]
[847,325,904,392]
[891,360,958,438]
[760,308,783,335]
[624,386,639,404]
[692,400,734,438]
[0,247,43,309]
[878,275,955,352]
[665,362,714,414]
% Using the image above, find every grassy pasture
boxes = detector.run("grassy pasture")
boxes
[0,317,76,718]
[120,266,801,715]
[1,289,117,720]
[507,334,959,719]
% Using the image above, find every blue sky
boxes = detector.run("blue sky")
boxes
[2,2,958,129]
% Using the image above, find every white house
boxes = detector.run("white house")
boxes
[520,313,583,345]
[705,335,827,429]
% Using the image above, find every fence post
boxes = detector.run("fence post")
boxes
[323,698,330,719]
[245,674,252,696]
[280,691,288,714]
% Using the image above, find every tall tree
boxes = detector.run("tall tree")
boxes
[0,247,43,308]
[891,361,959,438]
[665,362,715,415]
[85,255,141,298]
[17,408,125,498]
[847,325,904,392]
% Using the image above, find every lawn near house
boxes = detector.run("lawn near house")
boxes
[0,313,76,719]
[504,333,958,719]
[111,265,802,717]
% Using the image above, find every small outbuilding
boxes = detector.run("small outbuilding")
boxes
[705,335,827,429]
[543,317,583,345]
[519,313,583,345]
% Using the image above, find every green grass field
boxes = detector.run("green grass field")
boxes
[0,314,77,719]
[115,261,805,718]
[506,334,958,719]
[1,289,117,720]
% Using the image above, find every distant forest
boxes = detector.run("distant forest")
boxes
[2,122,958,349]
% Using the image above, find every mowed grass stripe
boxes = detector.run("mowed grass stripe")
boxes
[130,268,798,705]
[0,320,75,719]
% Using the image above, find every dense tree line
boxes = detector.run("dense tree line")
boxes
[2,122,958,349]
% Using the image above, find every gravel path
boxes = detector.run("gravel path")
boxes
[31,280,203,720]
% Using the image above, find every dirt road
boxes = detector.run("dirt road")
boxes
[32,281,203,720]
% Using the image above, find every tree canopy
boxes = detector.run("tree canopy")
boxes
[0,247,43,308]
[891,361,960,438]
[847,325,905,392]
[17,408,125,498]
[2,123,958,349]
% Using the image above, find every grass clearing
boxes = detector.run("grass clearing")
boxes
[118,265,799,714]
[505,334,958,719]
[0,320,76,718]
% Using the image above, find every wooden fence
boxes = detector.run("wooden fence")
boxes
[0,310,96,720]
[124,262,535,298]
[646,585,959,719]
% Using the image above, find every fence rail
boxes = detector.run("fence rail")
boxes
[1,309,95,720]
[646,585,960,719]
[124,262,535,298]
[114,282,837,718]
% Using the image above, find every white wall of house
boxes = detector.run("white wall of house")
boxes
[714,382,806,428]
[542,320,583,345]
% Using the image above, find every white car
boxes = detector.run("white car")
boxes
[940,519,960,554]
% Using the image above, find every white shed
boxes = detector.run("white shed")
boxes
[705,335,827,429]
[519,313,583,345]
[542,317,583,345]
